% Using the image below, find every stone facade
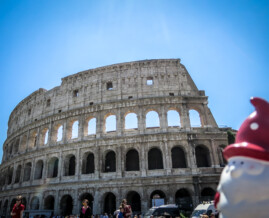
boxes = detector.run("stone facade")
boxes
[0,59,228,216]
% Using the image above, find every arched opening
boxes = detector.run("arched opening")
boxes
[80,193,94,211]
[47,157,59,178]
[82,153,95,174]
[42,128,49,145]
[200,188,216,202]
[64,155,76,176]
[148,148,163,170]
[171,147,187,168]
[13,139,20,154]
[218,145,227,167]
[175,189,193,212]
[71,120,79,139]
[57,125,63,142]
[20,135,27,151]
[15,165,22,183]
[167,110,181,127]
[126,149,139,171]
[60,195,73,216]
[189,109,201,127]
[105,115,116,132]
[150,190,166,207]
[105,151,116,172]
[8,167,13,184]
[195,145,211,167]
[126,191,141,214]
[34,160,43,180]
[23,162,32,181]
[146,111,160,128]
[104,192,116,215]
[88,118,96,135]
[3,200,8,217]
[22,197,27,209]
[30,196,40,210]
[44,195,54,210]
[125,113,138,130]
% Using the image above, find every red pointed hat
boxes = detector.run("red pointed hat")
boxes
[224,97,269,162]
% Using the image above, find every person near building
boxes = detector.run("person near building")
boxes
[121,199,132,218]
[10,195,25,218]
[116,207,124,218]
[80,199,92,218]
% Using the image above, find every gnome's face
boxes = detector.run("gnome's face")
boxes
[217,156,269,217]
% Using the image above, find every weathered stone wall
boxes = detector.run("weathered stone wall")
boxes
[0,59,228,216]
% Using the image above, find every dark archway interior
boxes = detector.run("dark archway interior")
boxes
[86,153,95,174]
[150,190,166,207]
[126,150,139,171]
[148,148,163,170]
[175,189,193,211]
[60,195,73,216]
[68,156,76,176]
[126,191,141,214]
[105,151,116,172]
[172,147,187,168]
[104,193,116,215]
[200,188,216,201]
[195,146,210,167]
[44,195,55,210]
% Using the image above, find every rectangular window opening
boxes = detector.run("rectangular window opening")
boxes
[107,82,113,90]
[169,93,174,96]
[128,96,133,99]
[89,102,94,105]
[146,77,153,85]
[73,90,79,97]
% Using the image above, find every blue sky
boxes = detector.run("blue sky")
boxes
[0,0,268,162]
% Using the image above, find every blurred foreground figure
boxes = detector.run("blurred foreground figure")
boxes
[215,97,269,218]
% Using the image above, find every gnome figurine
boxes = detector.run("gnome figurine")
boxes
[215,97,269,218]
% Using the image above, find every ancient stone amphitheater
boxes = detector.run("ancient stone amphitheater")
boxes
[0,59,228,217]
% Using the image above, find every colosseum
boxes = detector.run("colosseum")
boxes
[0,59,229,217]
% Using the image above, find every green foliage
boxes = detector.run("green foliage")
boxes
[227,130,236,144]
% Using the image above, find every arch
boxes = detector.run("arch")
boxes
[195,145,211,167]
[175,189,193,211]
[29,130,38,148]
[148,148,163,170]
[82,152,95,174]
[126,149,139,171]
[13,138,20,154]
[105,114,116,132]
[47,157,59,178]
[125,113,138,129]
[60,195,73,216]
[200,187,216,201]
[7,167,13,185]
[150,190,166,207]
[15,165,22,183]
[104,192,116,215]
[41,128,49,145]
[30,196,40,210]
[189,109,201,127]
[23,162,32,181]
[20,134,27,151]
[146,111,160,128]
[44,195,54,210]
[171,146,187,168]
[3,200,8,217]
[126,191,141,214]
[105,151,116,172]
[71,120,79,139]
[167,109,181,127]
[64,155,76,176]
[79,193,94,211]
[88,118,96,135]
[218,145,227,167]
[34,160,43,180]
[57,125,63,142]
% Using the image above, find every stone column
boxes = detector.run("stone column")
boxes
[75,148,80,180]
[138,109,145,135]
[96,112,103,138]
[48,121,53,146]
[160,106,168,132]
[62,120,68,144]
[78,116,84,141]
[163,140,171,174]
[117,108,123,137]
[116,146,122,178]
[54,190,60,215]
[181,104,191,130]
[140,144,147,177]
[210,139,218,167]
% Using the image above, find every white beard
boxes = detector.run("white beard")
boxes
[217,157,269,218]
